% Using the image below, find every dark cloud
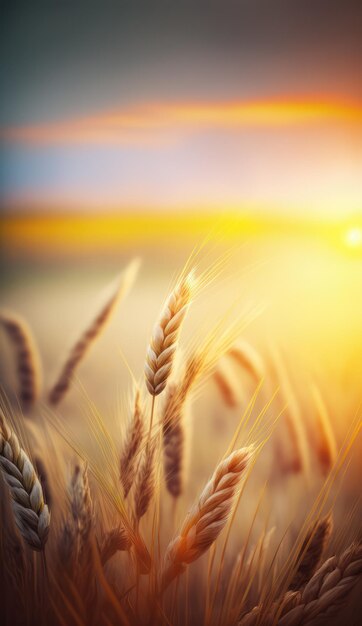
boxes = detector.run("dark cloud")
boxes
[0,2,361,124]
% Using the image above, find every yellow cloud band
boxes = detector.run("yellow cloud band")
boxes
[1,98,361,145]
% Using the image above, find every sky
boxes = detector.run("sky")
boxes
[0,2,361,217]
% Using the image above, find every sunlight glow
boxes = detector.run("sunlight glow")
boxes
[345,226,362,248]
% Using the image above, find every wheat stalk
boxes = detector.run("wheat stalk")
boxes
[99,526,131,565]
[289,514,333,591]
[161,446,254,590]
[0,310,41,410]
[144,271,194,396]
[48,260,139,405]
[120,390,144,498]
[0,410,50,550]
[162,383,184,498]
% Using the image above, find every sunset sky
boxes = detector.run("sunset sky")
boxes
[0,2,361,217]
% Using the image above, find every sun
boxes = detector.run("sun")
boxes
[345,226,362,249]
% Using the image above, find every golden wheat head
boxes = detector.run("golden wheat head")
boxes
[281,541,362,625]
[145,271,194,396]
[120,390,144,498]
[162,446,254,589]
[99,526,131,565]
[134,440,156,523]
[70,462,93,540]
[162,383,184,498]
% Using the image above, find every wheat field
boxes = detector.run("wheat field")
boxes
[0,233,361,626]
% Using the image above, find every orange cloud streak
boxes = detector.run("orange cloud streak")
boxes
[1,97,361,145]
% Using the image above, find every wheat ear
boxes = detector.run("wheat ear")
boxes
[0,473,26,590]
[289,514,333,591]
[69,462,97,614]
[213,369,239,408]
[0,410,50,550]
[162,351,202,440]
[99,526,131,565]
[279,542,362,625]
[48,260,139,405]
[162,324,243,436]
[162,383,184,498]
[238,592,301,626]
[70,462,93,542]
[120,390,144,498]
[144,271,194,396]
[61,463,93,572]
[228,340,264,382]
[59,518,77,571]
[35,455,52,508]
[310,384,337,476]
[239,542,362,626]
[161,446,254,590]
[269,345,309,477]
[134,440,156,523]
[0,310,41,410]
